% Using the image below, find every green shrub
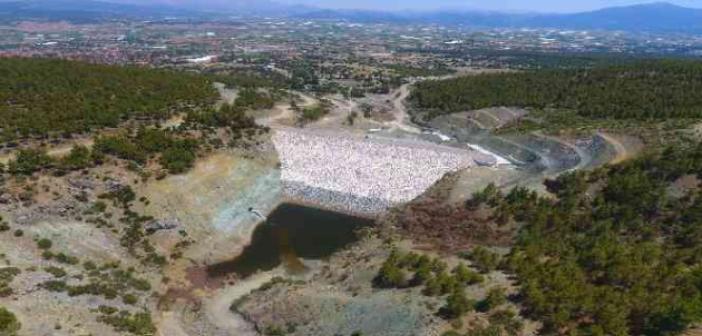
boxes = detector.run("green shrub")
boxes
[374,252,408,288]
[489,309,523,335]
[441,331,462,336]
[90,202,107,214]
[263,325,285,336]
[8,149,53,175]
[159,140,198,174]
[44,266,67,278]
[0,268,20,283]
[234,88,276,110]
[98,305,118,315]
[122,294,138,305]
[42,280,67,292]
[129,278,151,292]
[300,104,328,122]
[465,325,503,336]
[423,276,443,296]
[37,238,53,250]
[60,145,95,170]
[0,307,20,335]
[97,311,156,336]
[83,261,97,270]
[468,247,501,273]
[441,289,475,319]
[453,264,484,285]
[477,287,507,312]
[0,267,20,298]
[54,253,79,265]
[99,186,136,208]
[94,136,147,164]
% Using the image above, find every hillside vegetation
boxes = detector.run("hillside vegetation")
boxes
[209,69,290,89]
[411,60,702,120]
[465,143,702,335]
[0,57,217,142]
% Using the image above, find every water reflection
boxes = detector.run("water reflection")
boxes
[207,203,373,279]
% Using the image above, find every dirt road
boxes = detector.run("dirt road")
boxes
[597,132,633,165]
[386,84,422,134]
[203,270,283,336]
[532,131,591,172]
[156,262,283,336]
[256,92,318,127]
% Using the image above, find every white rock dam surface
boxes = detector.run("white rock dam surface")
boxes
[272,127,496,215]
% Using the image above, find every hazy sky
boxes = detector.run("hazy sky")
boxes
[108,0,702,13]
[274,0,702,12]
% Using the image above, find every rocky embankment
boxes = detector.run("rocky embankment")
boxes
[272,127,495,216]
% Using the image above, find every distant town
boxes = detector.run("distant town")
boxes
[2,18,702,70]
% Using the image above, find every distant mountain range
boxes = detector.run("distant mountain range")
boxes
[536,2,702,32]
[1,0,702,34]
[0,0,200,22]
[297,2,702,33]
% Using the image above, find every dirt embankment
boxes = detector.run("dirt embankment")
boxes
[139,149,281,261]
[384,172,517,252]
[423,106,646,198]
[142,148,283,336]
[234,237,447,336]
[597,132,643,165]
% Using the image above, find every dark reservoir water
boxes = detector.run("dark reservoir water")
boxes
[207,203,373,279]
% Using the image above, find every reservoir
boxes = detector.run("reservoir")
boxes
[207,203,373,279]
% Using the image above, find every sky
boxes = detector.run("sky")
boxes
[107,0,702,13]
[272,0,702,12]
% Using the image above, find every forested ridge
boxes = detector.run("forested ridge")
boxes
[464,143,702,335]
[410,60,702,120]
[2,103,263,177]
[0,57,218,142]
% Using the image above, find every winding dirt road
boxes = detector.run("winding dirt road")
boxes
[386,84,422,134]
[203,270,282,336]
[597,132,632,165]
[256,92,317,127]
[532,131,591,172]
[157,270,282,336]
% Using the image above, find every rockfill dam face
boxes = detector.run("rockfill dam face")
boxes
[272,127,495,216]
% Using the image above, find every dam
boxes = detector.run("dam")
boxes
[272,127,497,215]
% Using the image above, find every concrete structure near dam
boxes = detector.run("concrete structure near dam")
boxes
[272,127,497,216]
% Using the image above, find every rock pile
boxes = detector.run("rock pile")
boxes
[273,127,490,215]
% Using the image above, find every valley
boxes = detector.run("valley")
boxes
[0,4,701,336]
